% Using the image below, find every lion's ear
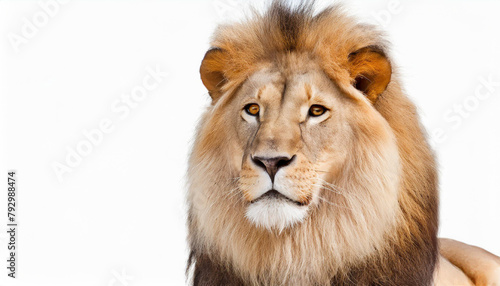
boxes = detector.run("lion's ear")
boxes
[348,46,392,102]
[200,48,227,101]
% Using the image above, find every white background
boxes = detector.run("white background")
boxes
[0,0,499,285]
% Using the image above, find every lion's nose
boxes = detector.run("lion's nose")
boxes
[252,155,295,183]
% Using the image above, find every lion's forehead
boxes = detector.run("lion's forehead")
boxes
[242,66,336,116]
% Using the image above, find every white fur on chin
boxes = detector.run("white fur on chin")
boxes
[245,197,308,232]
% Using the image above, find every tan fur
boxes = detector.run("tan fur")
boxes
[439,238,500,286]
[187,2,497,285]
[434,255,475,286]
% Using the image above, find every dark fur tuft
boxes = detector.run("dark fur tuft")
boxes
[265,0,315,51]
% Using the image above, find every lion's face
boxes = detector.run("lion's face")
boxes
[216,55,399,232]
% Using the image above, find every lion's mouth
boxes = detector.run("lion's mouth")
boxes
[251,189,307,206]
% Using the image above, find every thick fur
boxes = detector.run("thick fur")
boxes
[187,2,439,285]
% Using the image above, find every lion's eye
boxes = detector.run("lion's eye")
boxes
[245,103,260,116]
[309,105,326,117]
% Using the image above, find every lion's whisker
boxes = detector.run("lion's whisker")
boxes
[313,179,364,202]
[313,169,334,174]
[316,178,348,192]
[315,194,361,216]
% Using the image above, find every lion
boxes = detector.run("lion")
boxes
[186,2,500,285]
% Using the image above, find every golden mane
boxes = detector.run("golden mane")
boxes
[202,2,389,102]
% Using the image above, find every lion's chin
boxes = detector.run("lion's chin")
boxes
[245,194,308,232]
